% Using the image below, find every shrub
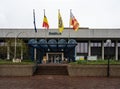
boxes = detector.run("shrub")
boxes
[70,59,120,65]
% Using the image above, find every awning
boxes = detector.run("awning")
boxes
[28,39,77,51]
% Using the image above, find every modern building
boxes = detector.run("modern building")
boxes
[0,28,120,63]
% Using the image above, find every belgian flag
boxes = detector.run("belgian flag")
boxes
[42,10,49,29]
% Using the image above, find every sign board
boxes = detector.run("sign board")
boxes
[49,32,61,35]
[87,56,97,61]
[76,56,84,60]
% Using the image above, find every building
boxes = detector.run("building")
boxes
[0,28,120,63]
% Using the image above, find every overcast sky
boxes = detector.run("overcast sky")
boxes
[0,0,120,29]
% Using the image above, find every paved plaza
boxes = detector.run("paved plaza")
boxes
[0,75,120,89]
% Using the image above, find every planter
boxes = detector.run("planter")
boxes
[0,64,37,76]
[68,64,120,77]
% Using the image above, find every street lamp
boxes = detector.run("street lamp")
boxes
[5,32,25,60]
[5,32,14,60]
[14,32,25,60]
[106,39,111,77]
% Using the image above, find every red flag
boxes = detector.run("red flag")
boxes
[70,11,79,31]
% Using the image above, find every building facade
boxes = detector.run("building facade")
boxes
[0,28,120,63]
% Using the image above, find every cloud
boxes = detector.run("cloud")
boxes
[0,0,120,28]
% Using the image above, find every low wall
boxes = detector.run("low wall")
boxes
[68,64,120,77]
[0,64,36,76]
[110,65,120,77]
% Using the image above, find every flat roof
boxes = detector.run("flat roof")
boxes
[0,28,120,39]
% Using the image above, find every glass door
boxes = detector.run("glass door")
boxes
[46,52,64,64]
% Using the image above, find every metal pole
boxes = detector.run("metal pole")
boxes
[106,39,111,77]
[107,51,110,77]
[69,9,72,40]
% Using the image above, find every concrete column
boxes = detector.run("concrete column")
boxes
[21,44,23,60]
[115,40,118,60]
[88,40,91,56]
[34,48,36,61]
[62,53,64,61]
[7,45,10,60]
[102,40,104,60]
[75,47,77,60]
[46,53,48,61]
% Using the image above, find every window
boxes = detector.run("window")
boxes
[76,42,88,53]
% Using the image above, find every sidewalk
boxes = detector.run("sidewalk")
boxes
[0,75,120,89]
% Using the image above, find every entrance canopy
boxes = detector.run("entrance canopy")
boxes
[28,39,77,63]
[28,39,77,51]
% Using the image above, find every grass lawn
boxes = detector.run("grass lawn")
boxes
[0,59,35,65]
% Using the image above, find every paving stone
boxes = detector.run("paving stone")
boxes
[0,75,120,89]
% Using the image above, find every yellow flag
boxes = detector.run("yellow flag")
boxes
[58,10,64,33]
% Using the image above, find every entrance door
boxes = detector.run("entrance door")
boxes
[46,52,64,63]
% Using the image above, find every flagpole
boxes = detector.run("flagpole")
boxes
[33,9,37,33]
[44,9,45,17]
[69,9,72,28]
[58,9,62,41]
[69,9,72,40]
[33,9,37,61]
[58,9,60,41]
[44,9,47,40]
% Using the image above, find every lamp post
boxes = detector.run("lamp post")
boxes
[14,32,25,60]
[5,32,14,60]
[106,39,111,77]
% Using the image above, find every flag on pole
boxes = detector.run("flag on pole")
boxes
[42,10,49,29]
[58,10,64,33]
[33,9,37,33]
[70,11,79,31]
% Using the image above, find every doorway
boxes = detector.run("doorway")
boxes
[46,52,64,63]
